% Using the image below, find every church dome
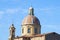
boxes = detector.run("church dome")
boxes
[22,15,40,25]
[22,7,40,25]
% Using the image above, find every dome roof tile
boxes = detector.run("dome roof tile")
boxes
[22,15,40,25]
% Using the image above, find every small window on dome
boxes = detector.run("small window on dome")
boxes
[34,28,37,34]
[28,28,31,33]
[22,28,24,33]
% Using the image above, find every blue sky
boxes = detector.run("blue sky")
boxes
[0,0,60,40]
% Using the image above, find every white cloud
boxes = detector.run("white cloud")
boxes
[35,8,51,14]
[5,8,27,14]
[0,11,4,19]
[0,11,4,14]
[0,8,27,19]
[0,0,19,2]
[42,25,60,34]
[0,8,27,14]
[0,15,3,19]
[42,25,60,30]
[35,7,60,16]
[6,9,19,14]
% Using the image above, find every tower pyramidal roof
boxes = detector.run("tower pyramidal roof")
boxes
[9,24,15,29]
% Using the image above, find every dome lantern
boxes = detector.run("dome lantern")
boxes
[28,7,34,16]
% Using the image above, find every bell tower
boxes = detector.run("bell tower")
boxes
[8,24,15,40]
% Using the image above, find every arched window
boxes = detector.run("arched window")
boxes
[28,28,31,33]
[22,28,24,33]
[34,28,37,34]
